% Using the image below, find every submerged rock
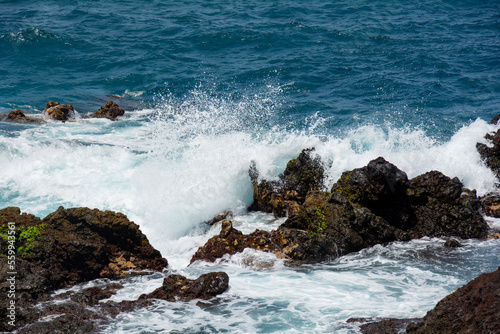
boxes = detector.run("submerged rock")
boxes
[89,100,125,120]
[139,272,229,302]
[205,211,233,226]
[406,266,500,334]
[42,101,76,121]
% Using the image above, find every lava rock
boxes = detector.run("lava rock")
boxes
[139,272,229,302]
[406,266,500,334]
[42,101,75,121]
[190,220,282,264]
[0,206,168,303]
[249,148,324,218]
[89,100,125,120]
[480,192,500,217]
[5,109,38,123]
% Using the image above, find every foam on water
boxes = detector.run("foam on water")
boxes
[0,89,498,255]
[94,236,499,334]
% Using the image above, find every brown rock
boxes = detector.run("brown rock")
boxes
[89,100,125,120]
[190,220,282,264]
[480,193,500,217]
[406,266,500,334]
[139,272,229,302]
[6,109,37,123]
[42,101,75,121]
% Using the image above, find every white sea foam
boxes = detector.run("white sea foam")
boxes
[1,90,499,333]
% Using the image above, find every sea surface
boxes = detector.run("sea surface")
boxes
[1,0,500,333]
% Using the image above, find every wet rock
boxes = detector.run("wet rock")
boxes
[89,100,125,120]
[139,272,229,302]
[332,159,487,240]
[480,192,500,217]
[406,266,500,334]
[4,109,38,123]
[249,148,324,218]
[206,211,233,226]
[347,318,421,334]
[443,238,462,248]
[282,148,325,200]
[0,206,168,301]
[408,171,487,239]
[331,157,412,229]
[234,157,488,264]
[17,313,95,334]
[190,220,282,264]
[68,285,123,306]
[42,101,75,121]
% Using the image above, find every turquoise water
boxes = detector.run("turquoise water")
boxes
[1,1,500,333]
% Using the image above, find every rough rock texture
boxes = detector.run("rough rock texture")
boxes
[5,109,37,123]
[193,157,488,264]
[0,206,168,304]
[406,266,500,334]
[347,318,421,334]
[89,100,125,120]
[480,192,500,218]
[140,272,229,302]
[206,211,233,226]
[249,148,324,217]
[191,220,281,264]
[476,112,500,181]
[42,101,75,121]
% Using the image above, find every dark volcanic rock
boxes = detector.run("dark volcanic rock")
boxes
[206,211,233,226]
[406,266,500,334]
[407,171,486,239]
[195,157,488,264]
[190,220,282,264]
[347,318,421,334]
[89,100,125,120]
[140,272,229,302]
[331,157,412,229]
[282,148,325,200]
[5,109,38,123]
[0,206,168,303]
[476,113,500,181]
[480,192,500,218]
[249,148,324,217]
[42,101,75,121]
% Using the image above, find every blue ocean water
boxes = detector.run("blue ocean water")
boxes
[1,1,500,333]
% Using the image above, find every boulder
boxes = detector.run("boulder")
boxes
[480,192,500,217]
[139,272,229,302]
[249,148,324,218]
[406,266,500,334]
[200,157,488,264]
[0,206,168,303]
[407,171,486,239]
[42,101,75,121]
[190,220,282,264]
[5,109,38,123]
[89,100,125,120]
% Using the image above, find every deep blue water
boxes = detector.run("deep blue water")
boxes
[1,1,500,333]
[1,0,499,136]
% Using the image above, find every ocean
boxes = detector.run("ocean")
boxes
[1,0,499,333]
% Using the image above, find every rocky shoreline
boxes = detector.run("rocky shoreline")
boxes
[1,107,500,333]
